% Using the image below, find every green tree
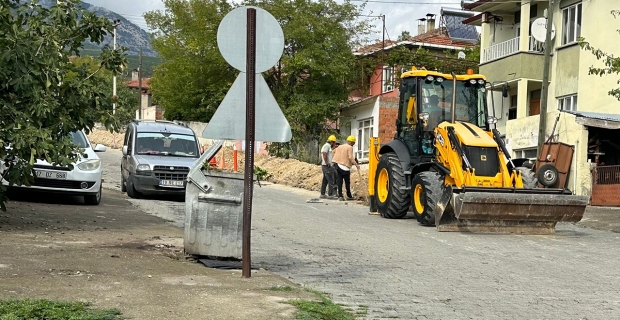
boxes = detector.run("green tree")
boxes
[254,0,371,157]
[144,0,236,122]
[145,0,372,158]
[397,30,411,41]
[0,0,127,210]
[579,10,620,101]
[353,45,480,94]
[444,44,481,72]
[68,57,138,126]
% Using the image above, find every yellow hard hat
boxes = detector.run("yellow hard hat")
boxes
[347,135,356,142]
[327,135,337,142]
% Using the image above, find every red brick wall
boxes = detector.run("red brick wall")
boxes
[378,96,399,144]
[378,107,398,144]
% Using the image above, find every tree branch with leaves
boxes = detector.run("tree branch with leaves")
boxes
[579,10,620,101]
[0,0,128,210]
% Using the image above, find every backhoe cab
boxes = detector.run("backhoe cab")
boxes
[368,68,587,234]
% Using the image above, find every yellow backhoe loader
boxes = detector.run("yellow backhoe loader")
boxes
[367,68,587,234]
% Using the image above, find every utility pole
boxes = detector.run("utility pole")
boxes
[138,47,143,120]
[537,0,555,156]
[112,19,120,114]
[380,14,386,95]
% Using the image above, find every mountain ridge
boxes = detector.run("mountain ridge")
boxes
[37,0,157,57]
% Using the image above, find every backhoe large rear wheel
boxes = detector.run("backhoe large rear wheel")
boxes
[411,172,444,226]
[375,152,409,219]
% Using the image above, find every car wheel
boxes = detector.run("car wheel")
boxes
[126,175,141,199]
[121,171,127,192]
[85,184,102,205]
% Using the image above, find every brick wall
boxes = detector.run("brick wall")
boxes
[378,106,398,144]
[378,97,399,144]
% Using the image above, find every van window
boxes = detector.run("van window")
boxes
[124,128,132,147]
[135,132,198,157]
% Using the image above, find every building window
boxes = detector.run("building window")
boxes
[382,66,395,93]
[508,95,518,120]
[562,3,582,45]
[529,89,541,116]
[357,118,373,159]
[515,148,538,159]
[558,94,578,111]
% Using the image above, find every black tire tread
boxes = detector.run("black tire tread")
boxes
[126,176,140,199]
[84,185,101,205]
[516,166,537,189]
[121,171,127,193]
[412,171,444,226]
[377,153,410,219]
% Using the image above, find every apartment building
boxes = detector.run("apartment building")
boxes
[464,0,620,202]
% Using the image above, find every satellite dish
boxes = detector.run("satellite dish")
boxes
[457,51,466,59]
[531,17,556,43]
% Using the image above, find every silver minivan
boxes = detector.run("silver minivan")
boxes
[121,120,201,198]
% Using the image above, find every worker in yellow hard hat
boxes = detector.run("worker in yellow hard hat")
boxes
[320,135,338,199]
[332,135,360,201]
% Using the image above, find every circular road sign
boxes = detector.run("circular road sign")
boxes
[217,6,284,73]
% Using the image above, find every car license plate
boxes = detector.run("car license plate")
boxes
[35,170,67,180]
[160,180,184,187]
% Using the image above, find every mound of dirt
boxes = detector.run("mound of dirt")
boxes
[254,157,369,201]
[88,129,125,149]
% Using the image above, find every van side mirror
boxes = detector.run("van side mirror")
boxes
[502,84,509,98]
[122,145,128,156]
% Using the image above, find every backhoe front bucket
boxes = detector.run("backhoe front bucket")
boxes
[436,191,588,234]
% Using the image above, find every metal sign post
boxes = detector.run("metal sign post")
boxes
[242,8,256,278]
[203,6,291,279]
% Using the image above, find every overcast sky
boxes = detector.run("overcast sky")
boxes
[85,0,464,43]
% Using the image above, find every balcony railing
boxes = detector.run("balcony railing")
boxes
[482,36,545,63]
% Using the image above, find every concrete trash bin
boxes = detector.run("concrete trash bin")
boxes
[184,169,246,258]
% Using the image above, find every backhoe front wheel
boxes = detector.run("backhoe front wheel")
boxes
[375,152,409,219]
[411,172,444,226]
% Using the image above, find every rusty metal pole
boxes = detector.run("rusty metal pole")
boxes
[242,8,256,278]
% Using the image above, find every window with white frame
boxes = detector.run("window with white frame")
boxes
[357,118,373,159]
[514,148,538,159]
[382,66,395,93]
[562,3,582,45]
[557,94,578,111]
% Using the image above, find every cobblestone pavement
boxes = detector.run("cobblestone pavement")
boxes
[100,150,620,319]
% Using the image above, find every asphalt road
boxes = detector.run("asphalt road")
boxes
[99,149,620,320]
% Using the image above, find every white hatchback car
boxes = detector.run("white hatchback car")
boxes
[1,131,106,205]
